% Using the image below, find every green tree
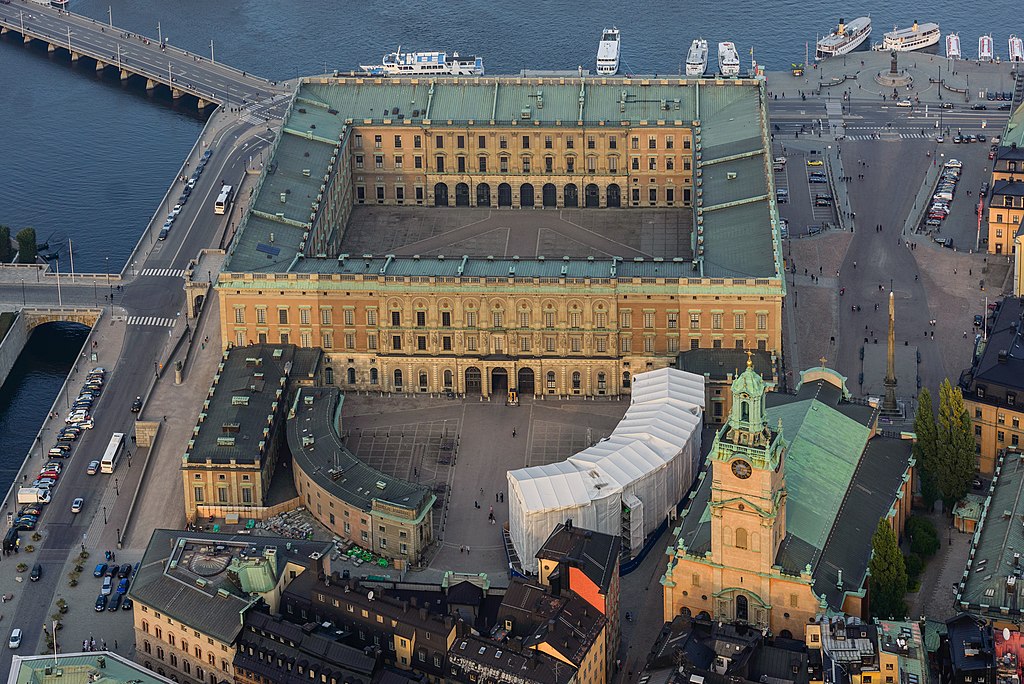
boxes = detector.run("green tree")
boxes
[0,225,11,263]
[936,379,975,507]
[906,516,940,558]
[913,388,940,507]
[869,519,908,619]
[15,227,36,264]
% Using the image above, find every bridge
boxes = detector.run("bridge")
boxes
[0,0,290,108]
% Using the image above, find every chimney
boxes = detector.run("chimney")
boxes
[1000,350,1009,364]
[420,607,428,621]
[410,596,418,608]
[837,569,843,589]
[549,568,562,598]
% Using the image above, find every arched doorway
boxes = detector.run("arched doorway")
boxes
[585,183,600,207]
[346,368,356,384]
[443,369,454,389]
[465,367,482,394]
[517,367,535,395]
[542,183,557,207]
[393,369,404,390]
[607,183,621,208]
[455,183,470,207]
[434,183,449,207]
[564,183,579,208]
[476,183,491,207]
[520,183,535,207]
[492,368,509,395]
[192,294,205,317]
[736,595,749,622]
[498,183,512,207]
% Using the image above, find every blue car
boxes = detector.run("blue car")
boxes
[117,578,130,595]
[95,594,107,612]
[94,563,108,578]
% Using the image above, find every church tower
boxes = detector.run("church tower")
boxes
[707,353,788,626]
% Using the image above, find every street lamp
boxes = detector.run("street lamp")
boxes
[102,506,107,525]
[114,478,119,495]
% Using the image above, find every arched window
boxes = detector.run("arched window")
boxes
[736,595,749,622]
[547,371,556,389]
[346,368,355,384]
[325,367,334,385]
[741,401,750,422]
[597,372,606,390]
[444,370,453,388]
[735,528,748,550]
[393,369,403,388]
[572,372,582,390]
[419,371,428,390]
[622,371,631,388]
[370,368,379,385]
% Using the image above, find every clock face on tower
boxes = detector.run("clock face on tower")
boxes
[731,459,752,479]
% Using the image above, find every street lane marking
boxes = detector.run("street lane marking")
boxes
[138,268,185,278]
[126,316,175,327]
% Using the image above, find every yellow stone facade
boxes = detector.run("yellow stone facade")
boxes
[217,273,783,397]
[963,397,1024,475]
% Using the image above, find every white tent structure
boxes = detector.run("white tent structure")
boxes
[508,367,705,573]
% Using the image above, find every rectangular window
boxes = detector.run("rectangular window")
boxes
[394,135,402,148]
[414,156,423,169]
[522,135,530,149]
[392,336,402,350]
[374,134,382,149]
[569,312,582,329]
[631,158,640,171]
[414,135,422,148]
[256,308,267,324]
[666,136,675,149]
[609,157,618,172]
[278,309,289,325]
[545,336,556,352]
[435,156,445,172]
[394,155,403,168]
[544,135,553,149]
[690,313,700,330]
[519,312,530,328]
[596,336,607,352]
[456,135,465,149]
[499,135,508,149]
[566,136,574,149]
[322,332,333,349]
[441,311,451,327]
[416,311,426,327]
[609,136,617,149]
[545,157,553,173]
[367,309,378,326]
[621,337,631,353]
[374,155,384,169]
[757,313,768,330]
[466,336,477,351]
[734,313,745,329]
[643,312,655,329]
[466,311,478,328]
[570,336,582,352]
[566,157,575,173]
[417,336,427,351]
[667,313,678,329]
[435,135,444,149]
[443,336,452,351]
[620,310,632,329]
[367,336,377,350]
[299,309,311,325]
[648,157,657,171]
[376,186,385,202]
[478,135,486,149]
[712,313,723,330]
[492,311,503,328]
[522,157,531,172]
[391,311,401,326]
[587,135,596,149]
[649,187,657,203]
[194,487,203,503]
[631,136,640,150]
[667,337,679,353]
[500,157,509,173]
[595,312,607,328]
[345,333,355,350]
[457,157,466,173]
[644,337,655,353]
[520,337,531,352]
[478,156,487,172]
[234,308,245,324]
[666,157,675,171]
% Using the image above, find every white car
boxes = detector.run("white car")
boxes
[896,100,912,107]
[945,159,963,168]
[8,628,21,649]
[171,204,182,217]
[101,576,113,596]
[71,497,84,514]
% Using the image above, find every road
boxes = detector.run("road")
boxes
[0,0,289,107]
[0,103,274,669]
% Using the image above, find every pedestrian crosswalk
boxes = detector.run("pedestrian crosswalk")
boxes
[126,316,176,328]
[842,132,932,141]
[241,113,266,126]
[138,268,185,278]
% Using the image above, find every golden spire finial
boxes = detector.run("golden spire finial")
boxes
[746,349,753,369]
[819,356,828,367]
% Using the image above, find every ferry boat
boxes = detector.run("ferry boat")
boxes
[945,33,961,59]
[718,41,740,76]
[50,0,69,7]
[978,34,994,61]
[1010,35,1024,63]
[360,48,484,76]
[596,28,621,75]
[815,17,872,60]
[875,21,940,52]
[685,38,708,76]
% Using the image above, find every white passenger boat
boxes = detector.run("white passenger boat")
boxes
[686,38,708,76]
[979,34,994,61]
[718,41,740,76]
[815,17,872,60]
[945,33,961,59]
[1010,35,1024,63]
[596,28,621,75]
[360,47,484,76]
[875,21,941,52]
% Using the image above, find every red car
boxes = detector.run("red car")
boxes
[38,471,60,481]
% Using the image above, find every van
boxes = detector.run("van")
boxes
[934,192,953,202]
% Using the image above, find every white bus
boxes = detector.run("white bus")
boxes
[100,432,125,474]
[214,184,234,215]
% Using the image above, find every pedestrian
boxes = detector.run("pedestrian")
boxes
[114,639,118,650]
[964,331,968,338]
[511,427,516,438]
[466,545,470,553]
[496,493,500,502]
[489,505,494,514]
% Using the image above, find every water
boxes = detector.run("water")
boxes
[0,0,1018,493]
[0,323,87,492]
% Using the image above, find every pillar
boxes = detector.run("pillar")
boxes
[71,51,79,62]
[47,42,56,53]
[23,34,32,44]
[197,98,210,109]
[120,68,129,81]
[95,60,105,71]
[146,78,157,91]
[172,88,183,99]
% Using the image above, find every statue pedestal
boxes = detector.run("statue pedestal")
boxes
[875,70,913,88]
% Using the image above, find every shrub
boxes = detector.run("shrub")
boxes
[904,553,924,587]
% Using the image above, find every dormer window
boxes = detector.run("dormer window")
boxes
[977,386,986,399]
[1009,392,1017,407]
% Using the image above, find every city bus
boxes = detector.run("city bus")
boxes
[100,432,125,474]
[214,184,234,215]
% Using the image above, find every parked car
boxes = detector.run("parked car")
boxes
[158,228,169,241]
[48,446,70,458]
[71,497,84,514]
[940,102,954,109]
[86,460,100,475]
[131,396,142,413]
[806,159,824,166]
[101,577,113,596]
[8,628,21,649]
[94,563,108,578]
[117,578,130,594]
[29,564,42,581]
[896,99,912,107]
[975,314,984,327]
[122,597,134,611]
[971,103,988,110]
[95,594,107,612]
[108,593,123,611]
[118,563,132,579]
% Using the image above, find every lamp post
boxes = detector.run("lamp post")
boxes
[157,21,161,45]
[210,39,214,64]
[66,26,71,54]
[107,5,112,28]
[102,506,107,525]
[114,478,119,496]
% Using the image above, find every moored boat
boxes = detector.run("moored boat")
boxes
[686,38,708,76]
[874,21,940,52]
[945,33,961,59]
[718,41,740,76]
[596,28,621,75]
[360,47,484,76]
[979,34,994,61]
[815,17,872,60]
[1010,35,1024,63]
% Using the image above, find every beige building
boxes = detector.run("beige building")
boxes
[662,362,914,636]
[216,75,786,398]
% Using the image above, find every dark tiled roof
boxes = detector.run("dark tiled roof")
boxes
[186,344,321,465]
[535,523,620,595]
[963,297,1024,392]
[287,387,433,515]
[945,614,994,673]
[676,349,775,382]
[446,580,484,607]
[992,179,1024,197]
[450,635,576,684]
[498,580,606,667]
[129,529,331,644]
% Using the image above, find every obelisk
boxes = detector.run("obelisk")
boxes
[881,290,900,415]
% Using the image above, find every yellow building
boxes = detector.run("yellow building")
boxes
[215,75,786,398]
[987,103,1024,257]
[805,618,929,684]
[662,362,915,637]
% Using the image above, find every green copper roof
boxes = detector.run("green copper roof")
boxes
[731,362,767,399]
[768,398,870,553]
[230,555,279,594]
